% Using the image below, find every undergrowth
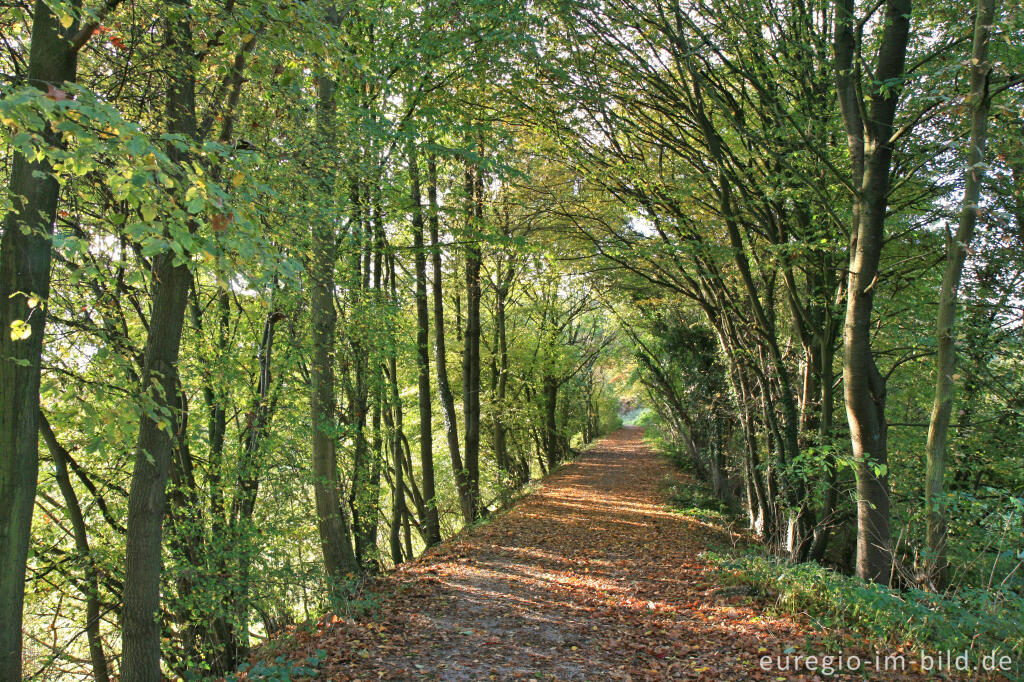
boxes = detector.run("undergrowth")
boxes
[661,476,732,526]
[654,433,1024,679]
[707,550,1024,678]
[229,649,325,681]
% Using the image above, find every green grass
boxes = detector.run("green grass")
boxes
[660,475,734,526]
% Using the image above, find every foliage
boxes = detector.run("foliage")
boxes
[229,650,326,682]
[708,550,1024,675]
[1,0,1023,677]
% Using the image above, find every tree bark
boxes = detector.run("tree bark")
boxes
[924,0,995,590]
[409,143,442,546]
[492,260,515,484]
[309,5,359,594]
[427,151,474,523]
[40,414,109,682]
[120,3,202,677]
[0,6,78,676]
[462,164,483,520]
[388,254,407,563]
[543,376,562,469]
[834,0,912,584]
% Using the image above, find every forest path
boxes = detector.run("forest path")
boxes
[290,428,877,680]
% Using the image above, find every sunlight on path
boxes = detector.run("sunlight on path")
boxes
[300,428,916,680]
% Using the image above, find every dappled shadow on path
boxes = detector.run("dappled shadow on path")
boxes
[285,427,923,680]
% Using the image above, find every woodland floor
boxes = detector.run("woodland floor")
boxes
[270,427,934,681]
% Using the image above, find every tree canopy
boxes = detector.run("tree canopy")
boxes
[1,0,1023,678]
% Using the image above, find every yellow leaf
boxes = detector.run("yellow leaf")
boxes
[10,319,32,341]
[231,171,245,187]
[141,205,157,222]
[59,13,73,29]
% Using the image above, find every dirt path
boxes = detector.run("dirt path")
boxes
[287,427,900,680]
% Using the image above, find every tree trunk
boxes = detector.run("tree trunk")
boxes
[225,307,281,666]
[924,0,995,590]
[492,266,512,483]
[834,0,912,584]
[309,5,359,594]
[121,3,201,677]
[809,338,840,562]
[0,6,77,676]
[40,415,109,682]
[410,143,442,546]
[388,334,406,564]
[543,376,562,469]
[427,151,474,523]
[462,164,483,521]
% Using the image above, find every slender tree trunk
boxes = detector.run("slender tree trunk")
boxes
[388,304,406,566]
[462,164,483,520]
[225,307,281,666]
[427,151,474,522]
[409,143,443,546]
[40,415,109,682]
[924,0,995,590]
[809,337,840,562]
[834,0,912,584]
[0,6,77,676]
[310,5,359,592]
[543,376,562,469]
[493,267,511,482]
[385,254,409,563]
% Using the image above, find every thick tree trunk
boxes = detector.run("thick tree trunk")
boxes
[122,255,195,680]
[834,0,911,584]
[924,0,995,590]
[0,6,77,676]
[121,4,200,677]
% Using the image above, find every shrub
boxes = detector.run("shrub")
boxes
[230,649,325,681]
[706,550,1024,677]
[661,476,731,524]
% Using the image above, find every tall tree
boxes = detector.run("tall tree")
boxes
[120,1,202,677]
[834,0,913,584]
[410,141,442,546]
[428,151,474,523]
[924,0,997,590]
[462,161,483,520]
[0,5,80,676]
[309,6,359,592]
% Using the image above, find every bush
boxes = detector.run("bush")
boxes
[661,476,732,524]
[706,550,1024,676]
[230,650,325,681]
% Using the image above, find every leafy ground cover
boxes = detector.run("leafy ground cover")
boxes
[250,428,947,680]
